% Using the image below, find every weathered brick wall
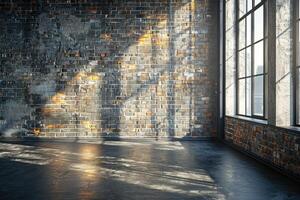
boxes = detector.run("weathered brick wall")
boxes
[225,117,300,178]
[0,0,219,138]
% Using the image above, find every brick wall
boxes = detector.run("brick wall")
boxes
[0,0,219,138]
[225,117,300,179]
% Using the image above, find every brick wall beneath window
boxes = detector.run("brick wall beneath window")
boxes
[225,117,300,179]
[0,0,219,138]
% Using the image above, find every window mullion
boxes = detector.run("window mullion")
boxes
[245,6,248,115]
[236,0,240,115]
[251,3,254,117]
[296,0,300,125]
[236,0,266,119]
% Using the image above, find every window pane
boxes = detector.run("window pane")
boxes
[226,29,235,59]
[247,0,252,12]
[253,75,264,116]
[226,0,235,30]
[239,50,246,78]
[238,79,246,115]
[246,77,252,116]
[299,1,300,19]
[239,0,247,17]
[239,19,246,49]
[254,0,261,6]
[246,47,252,76]
[254,5,264,42]
[254,41,264,75]
[246,15,252,46]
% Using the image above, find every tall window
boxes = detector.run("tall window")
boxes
[237,0,267,118]
[295,0,300,125]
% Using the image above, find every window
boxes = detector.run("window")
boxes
[224,0,236,116]
[295,0,300,125]
[236,0,267,118]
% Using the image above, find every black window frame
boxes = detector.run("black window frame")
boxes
[236,0,268,119]
[294,0,300,126]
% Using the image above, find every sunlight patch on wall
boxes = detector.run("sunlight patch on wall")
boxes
[40,61,104,137]
[117,1,201,137]
[1,0,217,138]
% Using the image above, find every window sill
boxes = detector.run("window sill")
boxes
[277,126,300,135]
[225,115,268,125]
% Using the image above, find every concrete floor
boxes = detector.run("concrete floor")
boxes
[0,139,299,200]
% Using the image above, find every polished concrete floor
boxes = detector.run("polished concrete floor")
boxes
[0,139,299,200]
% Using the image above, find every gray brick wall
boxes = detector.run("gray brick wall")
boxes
[0,0,219,138]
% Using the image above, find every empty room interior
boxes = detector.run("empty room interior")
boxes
[0,0,300,199]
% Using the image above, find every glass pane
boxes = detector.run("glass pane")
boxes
[246,15,252,46]
[246,77,252,116]
[254,5,264,42]
[239,19,246,49]
[226,0,235,30]
[247,0,253,12]
[239,0,247,17]
[226,29,235,59]
[239,50,246,78]
[253,75,264,116]
[254,41,264,75]
[299,1,300,19]
[254,0,261,6]
[238,79,246,115]
[246,47,252,76]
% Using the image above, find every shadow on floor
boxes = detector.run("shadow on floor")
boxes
[0,140,299,200]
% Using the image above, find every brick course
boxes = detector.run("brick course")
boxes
[225,117,300,179]
[0,0,219,138]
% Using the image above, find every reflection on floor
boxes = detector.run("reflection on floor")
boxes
[0,140,299,200]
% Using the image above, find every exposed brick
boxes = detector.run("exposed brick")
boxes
[225,117,300,178]
[0,0,219,138]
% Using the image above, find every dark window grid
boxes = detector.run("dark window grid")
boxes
[237,72,267,79]
[252,74,266,118]
[295,0,300,126]
[252,4,267,118]
[236,1,266,119]
[238,0,266,21]
[238,38,265,51]
[237,74,267,118]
